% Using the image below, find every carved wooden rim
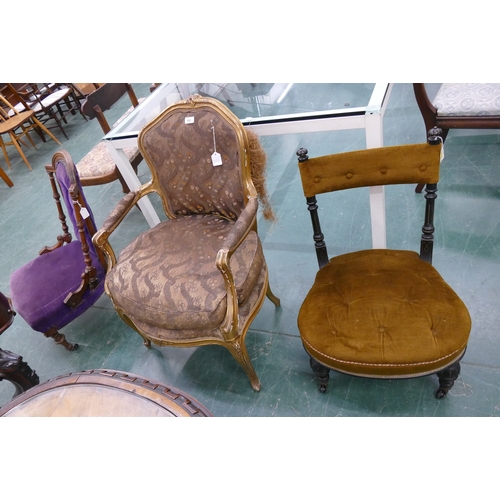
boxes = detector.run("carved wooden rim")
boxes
[0,369,213,417]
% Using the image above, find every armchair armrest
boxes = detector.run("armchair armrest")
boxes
[219,197,258,256]
[93,181,155,269]
[216,197,258,339]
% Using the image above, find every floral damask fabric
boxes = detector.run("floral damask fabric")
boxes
[105,215,264,332]
[141,107,245,220]
[434,83,500,116]
[76,141,140,179]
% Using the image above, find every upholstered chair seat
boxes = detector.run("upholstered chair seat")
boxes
[105,214,266,340]
[77,141,141,182]
[28,87,73,114]
[433,83,500,117]
[299,249,470,379]
[10,240,105,334]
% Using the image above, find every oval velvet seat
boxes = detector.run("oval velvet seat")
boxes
[298,249,471,378]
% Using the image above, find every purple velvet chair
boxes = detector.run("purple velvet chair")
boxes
[9,150,106,350]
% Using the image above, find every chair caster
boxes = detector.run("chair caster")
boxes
[69,343,79,351]
[309,356,330,394]
[435,387,449,399]
[435,361,461,399]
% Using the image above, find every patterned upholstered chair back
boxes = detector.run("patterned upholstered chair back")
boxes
[138,95,252,221]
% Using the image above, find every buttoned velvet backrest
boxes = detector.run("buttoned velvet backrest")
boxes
[298,142,442,198]
[139,99,247,221]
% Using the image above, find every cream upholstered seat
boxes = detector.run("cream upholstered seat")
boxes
[94,95,280,391]
[433,83,500,116]
[296,129,471,398]
[413,83,500,193]
[76,131,141,184]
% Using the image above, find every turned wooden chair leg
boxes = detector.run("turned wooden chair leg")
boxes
[43,327,78,351]
[310,356,330,393]
[435,362,461,399]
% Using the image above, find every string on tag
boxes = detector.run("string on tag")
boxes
[210,121,223,166]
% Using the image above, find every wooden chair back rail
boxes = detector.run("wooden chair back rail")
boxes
[80,83,139,122]
[297,139,442,267]
[39,167,72,254]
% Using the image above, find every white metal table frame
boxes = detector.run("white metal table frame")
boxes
[104,83,393,248]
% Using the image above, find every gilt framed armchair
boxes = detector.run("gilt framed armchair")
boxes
[94,95,280,391]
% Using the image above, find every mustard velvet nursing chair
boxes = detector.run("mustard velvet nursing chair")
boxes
[93,95,280,391]
[296,129,471,399]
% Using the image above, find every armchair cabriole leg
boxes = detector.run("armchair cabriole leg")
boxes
[266,284,281,307]
[435,362,461,399]
[226,339,261,391]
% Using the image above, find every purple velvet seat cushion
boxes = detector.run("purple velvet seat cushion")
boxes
[9,241,105,333]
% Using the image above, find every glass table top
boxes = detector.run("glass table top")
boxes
[106,83,384,141]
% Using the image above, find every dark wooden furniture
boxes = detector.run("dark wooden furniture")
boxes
[76,83,142,192]
[0,369,213,417]
[296,129,471,399]
[413,83,500,192]
[0,292,39,398]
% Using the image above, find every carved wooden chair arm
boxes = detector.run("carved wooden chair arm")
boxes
[216,197,258,339]
[219,197,258,257]
[93,181,155,269]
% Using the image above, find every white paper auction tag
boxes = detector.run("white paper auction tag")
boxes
[211,151,222,166]
[80,207,90,219]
